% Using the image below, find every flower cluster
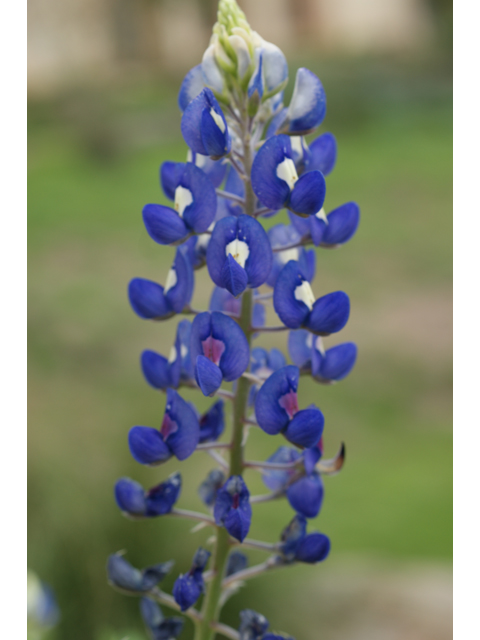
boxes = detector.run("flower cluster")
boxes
[108,1,359,638]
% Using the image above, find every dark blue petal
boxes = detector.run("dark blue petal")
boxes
[201,107,231,158]
[199,400,225,442]
[322,202,360,246]
[287,473,324,518]
[190,151,227,188]
[177,162,217,234]
[298,248,316,282]
[223,507,251,542]
[173,574,203,611]
[221,253,249,296]
[225,551,248,577]
[239,609,269,639]
[268,348,287,371]
[128,426,172,465]
[273,261,311,329]
[163,388,200,460]
[198,469,225,507]
[214,476,252,542]
[145,472,182,516]
[178,64,205,112]
[251,347,269,372]
[114,477,146,515]
[313,342,357,382]
[181,88,230,158]
[143,204,189,245]
[164,248,194,313]
[279,514,307,562]
[286,68,326,134]
[288,329,313,369]
[283,407,324,449]
[195,355,223,397]
[266,107,288,139]
[287,209,310,237]
[140,597,164,630]
[141,350,171,390]
[128,278,172,320]
[237,215,273,288]
[177,319,195,381]
[267,224,303,287]
[192,547,211,572]
[251,135,293,210]
[248,50,264,100]
[160,161,186,201]
[107,555,173,593]
[254,365,300,435]
[304,445,322,475]
[307,133,337,175]
[295,532,331,563]
[309,213,328,246]
[306,291,350,335]
[262,446,300,492]
[211,311,249,381]
[288,170,326,216]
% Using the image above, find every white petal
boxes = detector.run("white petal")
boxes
[294,280,315,310]
[315,207,328,223]
[202,45,224,93]
[174,186,193,218]
[168,346,177,363]
[287,68,319,123]
[229,34,251,79]
[278,247,300,266]
[210,108,226,134]
[276,157,298,191]
[164,268,178,295]
[225,238,250,268]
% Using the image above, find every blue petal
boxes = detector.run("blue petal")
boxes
[214,476,251,542]
[128,278,171,320]
[239,609,270,637]
[114,477,146,515]
[307,133,337,175]
[199,400,225,442]
[309,213,328,246]
[201,107,231,158]
[295,532,331,563]
[255,365,300,435]
[209,285,241,315]
[211,311,250,381]
[173,574,203,611]
[253,301,266,328]
[181,88,230,158]
[177,319,194,381]
[178,64,205,112]
[198,469,225,507]
[145,472,182,516]
[251,135,293,210]
[288,170,326,216]
[262,41,288,93]
[288,329,312,369]
[266,106,288,139]
[313,342,357,382]
[160,161,186,201]
[177,162,217,234]
[248,50,264,99]
[107,555,173,593]
[273,261,311,329]
[128,426,172,465]
[222,165,245,216]
[287,210,310,237]
[322,202,360,246]
[221,253,249,296]
[262,446,300,492]
[283,407,324,449]
[163,388,200,460]
[141,350,171,390]
[287,473,324,518]
[143,204,189,245]
[225,551,248,577]
[306,291,350,335]
[266,224,303,287]
[304,445,322,475]
[286,68,326,134]
[223,506,251,542]
[140,597,164,630]
[190,151,227,188]
[163,248,194,314]
[195,355,223,396]
[268,348,287,371]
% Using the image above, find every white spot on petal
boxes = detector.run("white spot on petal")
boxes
[210,108,226,134]
[174,186,193,218]
[315,207,328,223]
[164,268,178,295]
[276,157,298,191]
[168,346,177,363]
[180,344,188,358]
[278,247,300,266]
[194,153,209,169]
[225,238,250,268]
[294,280,315,310]
[290,136,304,157]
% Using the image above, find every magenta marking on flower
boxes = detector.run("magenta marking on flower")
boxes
[160,413,179,440]
[232,493,240,509]
[278,389,299,419]
[202,335,226,365]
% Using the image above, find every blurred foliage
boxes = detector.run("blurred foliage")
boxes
[28,55,451,639]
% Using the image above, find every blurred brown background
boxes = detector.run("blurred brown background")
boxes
[28,1,452,639]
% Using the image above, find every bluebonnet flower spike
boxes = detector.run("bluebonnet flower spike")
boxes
[115,473,181,518]
[214,475,252,542]
[207,215,273,296]
[128,389,199,465]
[107,554,173,594]
[181,88,231,159]
[173,547,211,611]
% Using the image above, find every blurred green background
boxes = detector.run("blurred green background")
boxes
[28,1,452,639]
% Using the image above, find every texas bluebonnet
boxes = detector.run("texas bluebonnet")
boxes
[109,1,359,637]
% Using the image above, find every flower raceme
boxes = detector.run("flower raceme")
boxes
[110,1,359,637]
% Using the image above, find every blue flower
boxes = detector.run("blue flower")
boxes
[128,248,194,320]
[198,468,226,507]
[254,366,324,449]
[286,472,324,519]
[279,514,330,564]
[210,286,265,327]
[178,64,205,111]
[305,132,337,176]
[128,389,200,465]
[251,135,326,217]
[267,223,315,288]
[282,68,326,135]
[249,347,287,406]
[214,475,252,542]
[173,548,211,611]
[289,201,360,247]
[188,150,227,187]
[207,215,273,297]
[190,311,250,396]
[248,50,264,101]
[107,554,173,594]
[273,260,350,335]
[261,446,301,492]
[181,88,231,159]
[288,329,357,383]
[114,473,182,518]
[199,399,225,443]
[225,551,248,577]
[143,163,217,245]
[140,597,184,640]
[239,609,269,640]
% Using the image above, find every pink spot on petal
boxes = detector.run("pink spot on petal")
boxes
[160,413,178,440]
[278,389,299,419]
[202,336,226,366]
[232,493,240,509]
